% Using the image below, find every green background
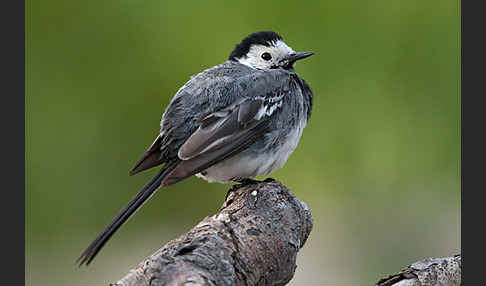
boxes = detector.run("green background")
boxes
[26,0,460,285]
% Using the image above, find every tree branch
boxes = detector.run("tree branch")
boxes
[111,179,313,286]
[376,255,461,286]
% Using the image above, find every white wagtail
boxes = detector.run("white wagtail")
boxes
[78,31,314,266]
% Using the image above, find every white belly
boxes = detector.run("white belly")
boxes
[196,119,306,183]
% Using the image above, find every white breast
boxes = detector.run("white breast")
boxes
[267,118,306,172]
[195,117,307,183]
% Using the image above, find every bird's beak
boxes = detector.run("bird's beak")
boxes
[279,51,315,69]
[286,51,315,63]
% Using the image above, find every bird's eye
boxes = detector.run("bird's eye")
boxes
[261,52,272,61]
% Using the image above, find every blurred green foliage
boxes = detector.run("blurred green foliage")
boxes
[26,0,460,285]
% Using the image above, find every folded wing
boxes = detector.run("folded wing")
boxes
[161,94,282,186]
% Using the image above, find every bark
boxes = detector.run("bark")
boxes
[111,179,313,286]
[376,255,461,286]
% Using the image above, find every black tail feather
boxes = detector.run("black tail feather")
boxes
[77,162,178,266]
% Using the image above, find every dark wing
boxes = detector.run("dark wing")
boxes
[160,92,284,187]
[130,66,292,183]
[177,98,264,160]
[129,135,165,175]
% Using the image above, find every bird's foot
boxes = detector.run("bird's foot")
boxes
[231,177,260,185]
[231,177,276,185]
[263,177,276,183]
[225,177,259,201]
[225,177,277,201]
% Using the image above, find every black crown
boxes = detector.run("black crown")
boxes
[229,31,283,61]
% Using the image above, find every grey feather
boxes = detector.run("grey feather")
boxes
[238,98,264,124]
[159,63,307,154]
[129,135,165,175]
[153,61,311,184]
[178,97,265,160]
[129,61,312,182]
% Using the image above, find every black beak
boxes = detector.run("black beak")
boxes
[279,51,315,69]
[285,51,315,63]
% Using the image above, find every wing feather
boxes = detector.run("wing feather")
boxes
[131,66,293,184]
[162,117,271,187]
[129,135,165,175]
[177,97,268,160]
[163,95,283,186]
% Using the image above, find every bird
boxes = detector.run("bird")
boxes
[77,31,315,266]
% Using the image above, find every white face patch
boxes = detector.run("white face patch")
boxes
[237,40,295,70]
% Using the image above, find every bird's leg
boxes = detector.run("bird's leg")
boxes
[225,177,276,201]
[225,177,259,201]
[231,177,276,185]
[232,177,260,185]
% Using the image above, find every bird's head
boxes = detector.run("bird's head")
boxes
[229,31,314,71]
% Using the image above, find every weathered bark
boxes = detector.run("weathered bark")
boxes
[376,255,461,286]
[111,179,313,286]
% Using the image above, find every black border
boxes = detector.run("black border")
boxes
[462,0,484,285]
[2,0,25,283]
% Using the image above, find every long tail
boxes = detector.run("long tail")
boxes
[77,162,178,266]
